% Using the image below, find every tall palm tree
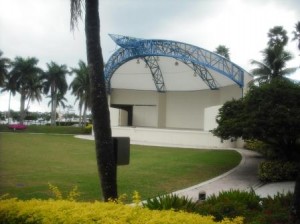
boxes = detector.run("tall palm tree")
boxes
[25,73,43,111]
[69,60,90,126]
[214,45,230,60]
[0,50,10,87]
[8,56,42,123]
[292,21,300,223]
[47,92,68,122]
[267,26,288,48]
[70,0,117,201]
[251,26,296,85]
[292,21,300,51]
[43,62,68,126]
[251,46,297,84]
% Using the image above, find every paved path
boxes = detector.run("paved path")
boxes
[75,135,295,200]
[173,149,264,200]
[173,148,295,201]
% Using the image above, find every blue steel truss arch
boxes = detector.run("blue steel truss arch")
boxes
[104,34,244,92]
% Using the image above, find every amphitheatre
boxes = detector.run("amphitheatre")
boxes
[97,34,252,149]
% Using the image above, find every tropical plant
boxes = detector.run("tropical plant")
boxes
[250,46,296,84]
[292,21,300,51]
[70,0,117,201]
[43,62,68,126]
[214,45,230,60]
[7,56,42,123]
[212,78,300,223]
[267,26,288,48]
[69,60,90,126]
[250,26,296,85]
[0,50,10,87]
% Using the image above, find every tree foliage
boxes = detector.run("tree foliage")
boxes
[42,62,68,126]
[69,60,90,126]
[8,56,43,123]
[214,45,230,60]
[213,78,300,160]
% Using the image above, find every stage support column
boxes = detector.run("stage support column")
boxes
[157,93,166,128]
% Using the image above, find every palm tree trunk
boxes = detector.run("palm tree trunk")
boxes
[20,89,26,124]
[51,88,57,126]
[292,171,300,223]
[85,0,117,201]
[83,103,87,126]
[8,91,11,124]
[79,105,82,127]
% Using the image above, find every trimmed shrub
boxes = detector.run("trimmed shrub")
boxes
[197,189,261,222]
[244,139,276,159]
[143,194,199,212]
[258,160,299,182]
[0,198,244,224]
[250,192,294,224]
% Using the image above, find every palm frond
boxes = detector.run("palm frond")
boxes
[70,0,83,31]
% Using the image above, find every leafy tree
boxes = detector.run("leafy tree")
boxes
[214,45,230,60]
[69,60,90,126]
[8,56,42,123]
[0,50,10,87]
[70,0,117,201]
[43,62,68,126]
[212,78,300,222]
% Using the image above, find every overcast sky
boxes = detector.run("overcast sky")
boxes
[0,0,299,114]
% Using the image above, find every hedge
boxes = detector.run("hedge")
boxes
[0,198,243,224]
[258,160,299,182]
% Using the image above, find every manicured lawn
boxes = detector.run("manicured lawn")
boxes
[0,133,241,201]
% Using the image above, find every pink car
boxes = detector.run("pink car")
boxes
[8,124,27,130]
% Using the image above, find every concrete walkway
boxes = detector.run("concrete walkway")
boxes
[173,148,295,200]
[75,135,295,200]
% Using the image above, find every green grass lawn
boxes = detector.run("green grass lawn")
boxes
[0,133,241,201]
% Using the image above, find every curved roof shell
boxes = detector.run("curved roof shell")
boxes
[104,34,252,92]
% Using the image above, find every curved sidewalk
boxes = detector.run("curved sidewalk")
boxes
[173,148,295,200]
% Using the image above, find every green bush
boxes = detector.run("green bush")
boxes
[143,194,199,213]
[258,160,299,182]
[197,189,261,222]
[0,198,244,224]
[143,190,294,224]
[244,139,277,159]
[249,192,293,224]
[84,124,93,134]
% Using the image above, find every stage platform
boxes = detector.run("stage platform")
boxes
[108,126,243,149]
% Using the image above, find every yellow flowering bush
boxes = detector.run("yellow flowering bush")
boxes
[0,198,244,224]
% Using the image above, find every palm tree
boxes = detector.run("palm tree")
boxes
[214,45,230,60]
[292,21,300,223]
[69,60,90,126]
[25,73,43,111]
[292,21,300,51]
[267,26,288,48]
[43,62,68,126]
[0,50,10,87]
[251,26,296,85]
[70,0,117,201]
[8,56,42,123]
[251,46,297,84]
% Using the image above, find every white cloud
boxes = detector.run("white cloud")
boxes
[0,0,299,113]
